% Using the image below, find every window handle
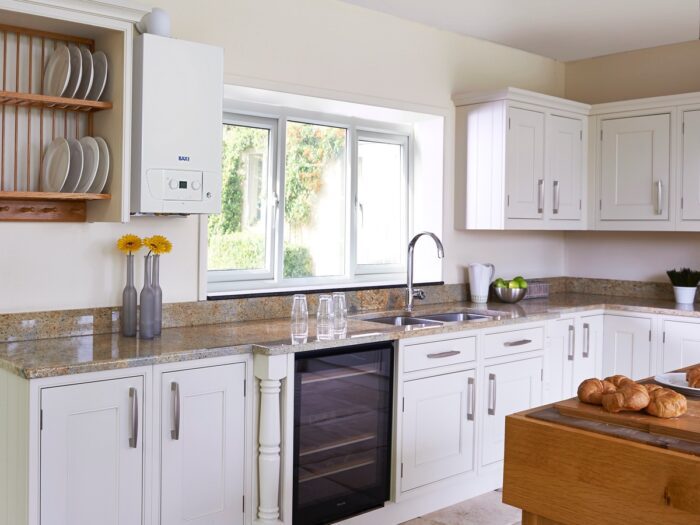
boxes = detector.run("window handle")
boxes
[355,196,364,227]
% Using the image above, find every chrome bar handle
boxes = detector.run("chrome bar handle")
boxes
[488,373,497,416]
[504,339,532,347]
[129,387,138,448]
[553,180,560,215]
[467,377,475,421]
[171,382,180,440]
[567,325,575,361]
[537,179,544,214]
[656,180,663,215]
[427,350,461,359]
[583,323,590,358]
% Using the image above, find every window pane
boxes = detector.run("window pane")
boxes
[284,122,347,278]
[208,123,270,271]
[357,140,404,266]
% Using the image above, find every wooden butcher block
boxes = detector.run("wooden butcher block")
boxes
[554,394,700,443]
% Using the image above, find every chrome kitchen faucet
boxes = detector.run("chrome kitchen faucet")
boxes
[406,232,444,312]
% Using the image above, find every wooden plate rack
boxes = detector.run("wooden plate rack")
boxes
[0,23,113,222]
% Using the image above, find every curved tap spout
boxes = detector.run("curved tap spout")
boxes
[406,232,445,312]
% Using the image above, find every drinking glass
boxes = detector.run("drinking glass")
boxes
[316,294,334,340]
[291,294,308,344]
[332,292,348,336]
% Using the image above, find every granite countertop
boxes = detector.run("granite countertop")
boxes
[3,292,700,380]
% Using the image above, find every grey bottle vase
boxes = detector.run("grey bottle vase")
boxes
[152,254,163,336]
[121,254,137,337]
[139,255,156,339]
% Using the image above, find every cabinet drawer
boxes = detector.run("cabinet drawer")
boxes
[403,337,476,372]
[484,327,544,358]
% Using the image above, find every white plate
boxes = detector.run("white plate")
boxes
[75,46,94,100]
[87,51,108,101]
[41,138,70,192]
[62,139,84,193]
[88,137,110,193]
[75,137,99,193]
[654,372,700,396]
[64,44,82,99]
[43,44,71,97]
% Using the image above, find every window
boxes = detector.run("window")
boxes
[207,110,410,294]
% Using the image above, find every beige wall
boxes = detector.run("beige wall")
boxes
[565,40,700,104]
[0,0,568,313]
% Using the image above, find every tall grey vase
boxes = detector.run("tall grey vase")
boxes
[121,254,137,337]
[152,254,163,336]
[139,255,155,339]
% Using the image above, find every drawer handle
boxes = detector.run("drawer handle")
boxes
[488,373,497,415]
[503,339,532,347]
[129,387,138,448]
[427,350,461,359]
[171,382,181,440]
[467,377,475,421]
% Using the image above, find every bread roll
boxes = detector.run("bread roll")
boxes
[578,378,616,405]
[604,375,635,389]
[644,383,663,394]
[646,387,687,418]
[601,383,650,413]
[686,367,700,388]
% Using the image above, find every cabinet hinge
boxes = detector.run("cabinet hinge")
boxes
[40,409,43,431]
[402,397,405,413]
[649,330,652,342]
[401,463,404,478]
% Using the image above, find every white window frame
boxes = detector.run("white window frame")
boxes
[207,106,412,295]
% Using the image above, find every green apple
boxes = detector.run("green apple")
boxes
[513,275,524,281]
[493,278,507,288]
[508,280,521,289]
[515,277,528,289]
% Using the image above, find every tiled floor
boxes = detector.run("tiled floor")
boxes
[401,490,521,525]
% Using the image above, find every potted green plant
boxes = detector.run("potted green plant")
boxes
[667,268,700,304]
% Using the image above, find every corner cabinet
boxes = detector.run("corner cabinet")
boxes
[454,87,589,230]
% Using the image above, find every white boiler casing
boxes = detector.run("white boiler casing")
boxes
[131,33,223,214]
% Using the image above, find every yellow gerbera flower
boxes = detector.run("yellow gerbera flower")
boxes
[144,235,173,255]
[117,234,143,254]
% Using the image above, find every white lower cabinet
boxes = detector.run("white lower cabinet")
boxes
[662,320,700,372]
[160,363,246,525]
[401,369,476,491]
[603,314,653,380]
[40,376,145,525]
[480,357,542,467]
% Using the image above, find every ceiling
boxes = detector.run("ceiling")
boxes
[339,0,700,61]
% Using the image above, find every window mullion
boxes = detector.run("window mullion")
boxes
[274,116,288,284]
[348,124,358,281]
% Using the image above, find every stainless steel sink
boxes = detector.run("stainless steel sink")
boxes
[367,315,442,327]
[417,312,494,323]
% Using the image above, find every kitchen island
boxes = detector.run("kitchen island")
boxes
[503,387,700,525]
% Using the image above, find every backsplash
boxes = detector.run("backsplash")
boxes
[0,276,682,343]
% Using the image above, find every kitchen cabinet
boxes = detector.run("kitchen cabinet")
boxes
[160,363,246,525]
[401,369,476,491]
[681,110,700,221]
[546,318,576,400]
[599,114,671,222]
[40,376,144,525]
[603,315,653,380]
[662,320,700,372]
[480,357,542,467]
[454,87,589,230]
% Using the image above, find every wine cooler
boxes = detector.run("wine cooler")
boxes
[293,342,394,525]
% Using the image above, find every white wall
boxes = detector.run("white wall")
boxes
[0,0,568,313]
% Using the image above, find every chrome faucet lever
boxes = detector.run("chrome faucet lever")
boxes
[406,232,444,312]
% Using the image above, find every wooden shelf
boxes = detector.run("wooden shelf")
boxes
[0,192,111,221]
[0,91,112,113]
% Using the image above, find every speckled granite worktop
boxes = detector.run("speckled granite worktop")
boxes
[3,292,700,379]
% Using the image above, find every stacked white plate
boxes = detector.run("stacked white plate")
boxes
[41,136,111,193]
[43,44,108,101]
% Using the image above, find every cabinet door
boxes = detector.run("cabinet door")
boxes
[481,357,542,467]
[506,107,545,219]
[603,315,653,380]
[161,363,246,525]
[401,369,475,491]
[600,114,670,221]
[545,318,575,401]
[662,320,700,372]
[575,315,604,387]
[681,110,700,220]
[41,377,144,525]
[547,115,583,221]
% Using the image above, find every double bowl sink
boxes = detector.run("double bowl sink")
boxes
[366,310,503,328]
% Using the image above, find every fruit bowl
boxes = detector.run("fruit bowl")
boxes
[492,286,527,304]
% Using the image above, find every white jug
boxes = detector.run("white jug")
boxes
[468,263,495,303]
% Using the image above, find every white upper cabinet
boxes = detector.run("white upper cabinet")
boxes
[599,114,671,223]
[454,88,589,230]
[680,110,700,222]
[506,107,545,220]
